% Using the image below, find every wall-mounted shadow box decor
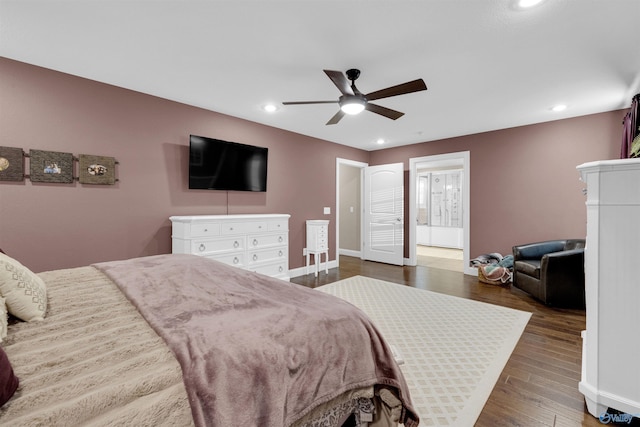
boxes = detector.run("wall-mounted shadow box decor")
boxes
[0,146,24,182]
[78,154,117,185]
[29,149,74,183]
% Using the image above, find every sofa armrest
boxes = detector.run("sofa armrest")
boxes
[513,240,567,261]
[541,248,585,308]
[543,248,585,274]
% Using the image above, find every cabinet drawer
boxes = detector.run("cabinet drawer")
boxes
[192,237,244,255]
[208,253,245,268]
[308,236,328,250]
[248,247,287,265]
[190,223,221,237]
[247,233,287,249]
[268,220,289,232]
[251,261,288,278]
[221,221,268,235]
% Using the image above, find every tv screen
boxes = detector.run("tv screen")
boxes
[189,135,268,191]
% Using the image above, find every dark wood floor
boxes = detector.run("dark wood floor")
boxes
[291,256,607,427]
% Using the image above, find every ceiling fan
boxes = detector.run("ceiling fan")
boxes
[282,69,427,125]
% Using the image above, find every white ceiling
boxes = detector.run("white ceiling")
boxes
[1,0,639,151]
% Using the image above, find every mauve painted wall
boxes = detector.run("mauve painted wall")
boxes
[0,57,627,273]
[0,58,368,272]
[369,111,623,259]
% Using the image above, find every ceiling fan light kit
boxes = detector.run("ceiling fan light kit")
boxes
[283,68,427,125]
[340,96,366,115]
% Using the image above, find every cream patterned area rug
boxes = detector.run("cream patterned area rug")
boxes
[316,276,531,427]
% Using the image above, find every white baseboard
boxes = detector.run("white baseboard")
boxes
[289,257,477,278]
[339,248,361,257]
[289,259,338,279]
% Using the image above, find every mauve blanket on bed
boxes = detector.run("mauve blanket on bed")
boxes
[93,254,418,427]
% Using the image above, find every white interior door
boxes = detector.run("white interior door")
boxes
[362,163,404,265]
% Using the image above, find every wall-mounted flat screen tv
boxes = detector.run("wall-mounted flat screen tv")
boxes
[189,135,268,191]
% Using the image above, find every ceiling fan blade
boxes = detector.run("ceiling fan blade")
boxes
[326,109,345,125]
[365,79,427,101]
[324,70,355,96]
[282,100,338,105]
[365,103,405,120]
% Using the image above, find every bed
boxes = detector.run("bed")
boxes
[0,252,419,427]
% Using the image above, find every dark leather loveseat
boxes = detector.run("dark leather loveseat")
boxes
[512,239,586,308]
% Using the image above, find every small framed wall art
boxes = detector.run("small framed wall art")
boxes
[78,154,117,185]
[29,149,74,183]
[0,146,25,182]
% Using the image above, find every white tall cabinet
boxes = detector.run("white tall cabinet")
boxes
[305,220,329,277]
[170,214,290,280]
[577,159,640,418]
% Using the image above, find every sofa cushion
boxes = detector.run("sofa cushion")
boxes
[514,260,541,279]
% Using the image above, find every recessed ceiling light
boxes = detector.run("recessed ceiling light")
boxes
[262,104,278,113]
[518,0,545,8]
[376,138,385,145]
[551,104,568,112]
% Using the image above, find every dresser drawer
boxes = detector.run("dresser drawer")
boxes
[248,247,287,265]
[190,222,221,237]
[247,233,287,249]
[251,261,288,278]
[221,221,268,235]
[192,237,245,255]
[268,219,289,232]
[208,253,245,268]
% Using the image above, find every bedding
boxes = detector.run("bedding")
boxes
[0,265,193,426]
[0,252,47,322]
[0,254,418,427]
[0,346,19,407]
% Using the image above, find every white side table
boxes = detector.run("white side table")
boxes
[305,220,329,277]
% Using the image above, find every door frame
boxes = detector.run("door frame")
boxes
[409,151,475,275]
[335,158,368,268]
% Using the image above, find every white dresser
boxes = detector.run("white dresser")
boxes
[305,220,329,276]
[170,214,290,280]
[577,159,640,418]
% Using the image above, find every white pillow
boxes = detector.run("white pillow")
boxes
[0,297,7,342]
[0,253,47,321]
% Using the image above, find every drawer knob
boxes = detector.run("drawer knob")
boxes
[233,241,239,248]
[253,254,258,261]
[253,239,258,246]
[279,266,283,272]
[278,236,283,243]
[204,228,208,232]
[233,257,239,264]
[199,244,205,252]
[278,250,283,257]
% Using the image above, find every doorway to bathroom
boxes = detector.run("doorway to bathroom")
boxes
[409,152,472,275]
